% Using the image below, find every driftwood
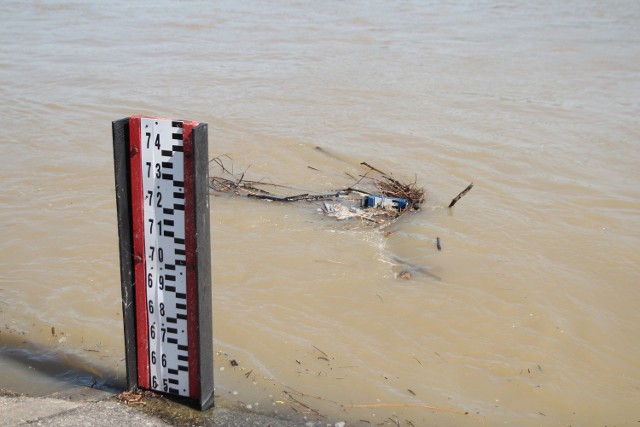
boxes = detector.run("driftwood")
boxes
[448,183,474,208]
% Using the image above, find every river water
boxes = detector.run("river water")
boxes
[1,1,639,425]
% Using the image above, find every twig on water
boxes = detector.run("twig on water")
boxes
[313,345,329,359]
[283,390,321,416]
[360,161,386,175]
[448,183,474,208]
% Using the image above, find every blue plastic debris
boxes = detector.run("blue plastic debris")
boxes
[363,196,408,210]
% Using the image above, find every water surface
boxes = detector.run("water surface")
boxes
[1,1,639,425]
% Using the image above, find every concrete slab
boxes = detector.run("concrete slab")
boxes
[36,400,173,427]
[0,396,82,426]
[0,389,312,427]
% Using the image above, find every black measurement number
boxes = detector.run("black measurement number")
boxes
[146,132,161,149]
[149,324,166,341]
[151,324,166,342]
[147,191,163,207]
[149,246,164,262]
[151,351,167,367]
[151,375,167,391]
[145,162,161,178]
[148,300,165,317]
[148,219,162,234]
[151,375,167,392]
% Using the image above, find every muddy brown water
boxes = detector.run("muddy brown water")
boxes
[1,1,639,425]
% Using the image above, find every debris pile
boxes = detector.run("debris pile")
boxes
[209,156,426,227]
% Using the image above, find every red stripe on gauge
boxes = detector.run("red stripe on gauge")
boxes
[129,115,150,389]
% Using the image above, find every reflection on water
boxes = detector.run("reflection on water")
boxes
[1,0,639,425]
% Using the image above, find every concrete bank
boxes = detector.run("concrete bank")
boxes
[0,387,314,427]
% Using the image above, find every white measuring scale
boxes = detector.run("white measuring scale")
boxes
[139,118,191,395]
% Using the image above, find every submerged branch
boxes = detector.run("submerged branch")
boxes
[247,191,349,203]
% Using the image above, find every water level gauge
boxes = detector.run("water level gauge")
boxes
[112,115,213,410]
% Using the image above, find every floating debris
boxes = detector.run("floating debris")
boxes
[363,195,407,210]
[320,203,364,221]
[209,156,426,228]
[398,271,412,280]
